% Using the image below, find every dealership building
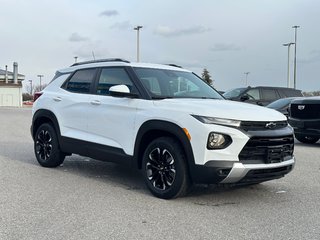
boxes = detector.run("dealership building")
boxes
[0,63,25,107]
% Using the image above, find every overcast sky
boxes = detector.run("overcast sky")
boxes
[1,0,319,91]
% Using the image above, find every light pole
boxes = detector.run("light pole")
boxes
[283,42,295,88]
[134,25,143,62]
[28,80,33,95]
[292,25,300,89]
[37,74,44,90]
[244,72,250,86]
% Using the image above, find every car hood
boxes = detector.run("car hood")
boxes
[153,98,287,122]
[291,96,320,104]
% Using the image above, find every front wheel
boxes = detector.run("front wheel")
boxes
[142,137,190,199]
[34,123,65,167]
[295,134,320,144]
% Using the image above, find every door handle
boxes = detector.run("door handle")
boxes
[91,100,101,106]
[53,97,62,102]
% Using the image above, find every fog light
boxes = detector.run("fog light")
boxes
[207,132,232,149]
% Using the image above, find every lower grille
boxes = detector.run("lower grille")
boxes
[239,135,294,164]
[239,165,293,183]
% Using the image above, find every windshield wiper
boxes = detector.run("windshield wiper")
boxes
[151,96,173,100]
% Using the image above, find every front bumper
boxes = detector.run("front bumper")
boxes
[220,157,294,184]
[289,118,320,137]
[191,158,295,184]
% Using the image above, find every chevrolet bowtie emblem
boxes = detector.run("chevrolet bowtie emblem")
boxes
[265,122,276,129]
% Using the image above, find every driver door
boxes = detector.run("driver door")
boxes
[86,67,141,160]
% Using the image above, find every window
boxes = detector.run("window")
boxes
[96,68,137,95]
[140,77,161,95]
[133,67,222,99]
[262,89,279,100]
[65,69,96,93]
[246,89,260,100]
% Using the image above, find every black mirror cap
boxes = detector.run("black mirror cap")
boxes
[109,90,139,98]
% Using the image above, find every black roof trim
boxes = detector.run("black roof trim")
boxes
[166,64,183,68]
[70,58,130,67]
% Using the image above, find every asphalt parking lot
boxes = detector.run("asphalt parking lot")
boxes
[0,108,319,240]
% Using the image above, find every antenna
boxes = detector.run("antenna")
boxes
[92,51,96,60]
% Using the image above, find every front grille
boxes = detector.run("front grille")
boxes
[240,121,288,131]
[239,165,293,183]
[290,103,320,119]
[239,135,294,164]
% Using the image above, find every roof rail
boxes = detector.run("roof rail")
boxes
[166,64,183,68]
[70,58,130,67]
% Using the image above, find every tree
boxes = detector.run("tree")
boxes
[33,83,48,93]
[201,68,213,86]
[303,91,320,96]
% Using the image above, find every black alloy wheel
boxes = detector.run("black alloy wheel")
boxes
[36,129,53,161]
[146,147,176,191]
[142,137,190,199]
[34,123,65,167]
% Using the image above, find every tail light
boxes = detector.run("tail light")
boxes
[33,92,43,102]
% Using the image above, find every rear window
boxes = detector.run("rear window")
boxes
[63,68,96,94]
[282,89,303,97]
[261,89,279,100]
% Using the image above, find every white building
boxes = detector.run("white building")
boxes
[0,63,25,107]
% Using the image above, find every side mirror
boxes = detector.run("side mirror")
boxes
[109,85,138,98]
[240,95,249,101]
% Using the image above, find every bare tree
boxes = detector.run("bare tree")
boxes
[303,91,320,96]
[33,84,48,93]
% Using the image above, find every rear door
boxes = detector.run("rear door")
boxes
[57,68,97,144]
[260,89,281,106]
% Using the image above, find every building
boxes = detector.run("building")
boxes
[0,63,25,107]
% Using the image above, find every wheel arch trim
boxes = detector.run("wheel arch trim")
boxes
[32,109,61,142]
[133,120,196,175]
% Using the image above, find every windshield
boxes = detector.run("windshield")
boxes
[133,67,223,99]
[267,98,294,109]
[223,88,246,99]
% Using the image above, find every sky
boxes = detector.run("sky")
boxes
[1,0,320,92]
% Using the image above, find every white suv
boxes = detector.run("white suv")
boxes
[31,59,295,199]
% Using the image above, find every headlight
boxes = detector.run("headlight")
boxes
[192,115,241,127]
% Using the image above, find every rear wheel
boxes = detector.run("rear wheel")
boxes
[142,137,190,199]
[34,123,65,167]
[295,134,320,144]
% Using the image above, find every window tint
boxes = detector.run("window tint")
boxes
[246,89,260,100]
[65,69,96,93]
[262,89,279,100]
[96,68,137,95]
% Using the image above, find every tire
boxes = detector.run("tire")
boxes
[142,137,190,199]
[34,123,65,167]
[295,134,320,144]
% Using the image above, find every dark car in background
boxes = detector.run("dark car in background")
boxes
[267,97,302,117]
[223,86,303,106]
[288,97,320,144]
